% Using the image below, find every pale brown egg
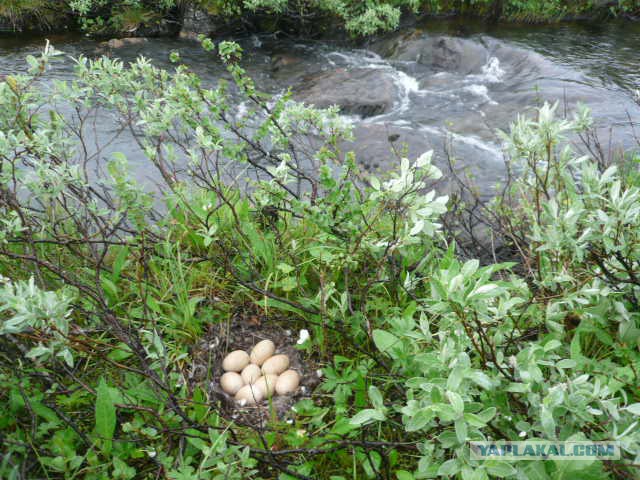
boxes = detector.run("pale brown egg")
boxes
[222,350,250,372]
[220,372,244,395]
[255,374,279,397]
[241,364,262,385]
[261,354,290,375]
[250,339,276,366]
[275,370,300,395]
[235,384,264,405]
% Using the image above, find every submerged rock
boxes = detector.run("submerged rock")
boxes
[293,68,396,118]
[102,37,149,49]
[271,53,303,72]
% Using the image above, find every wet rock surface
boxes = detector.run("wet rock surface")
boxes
[180,4,219,38]
[343,122,503,199]
[101,37,149,49]
[293,68,397,118]
[373,33,490,74]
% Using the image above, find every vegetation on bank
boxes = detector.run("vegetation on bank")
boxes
[1,0,640,35]
[0,39,639,479]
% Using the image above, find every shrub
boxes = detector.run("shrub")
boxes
[3,1,639,35]
[0,40,638,479]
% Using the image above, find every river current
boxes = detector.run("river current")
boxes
[1,19,639,193]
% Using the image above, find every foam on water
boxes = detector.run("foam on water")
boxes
[323,48,441,120]
[324,49,384,67]
[449,131,503,158]
[338,114,362,125]
[464,84,497,104]
[415,125,502,160]
[479,57,505,84]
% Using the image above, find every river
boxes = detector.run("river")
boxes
[1,19,639,195]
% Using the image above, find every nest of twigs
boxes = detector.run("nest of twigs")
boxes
[189,307,321,428]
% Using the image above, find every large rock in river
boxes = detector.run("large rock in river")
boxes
[373,34,489,75]
[341,122,503,199]
[293,68,396,118]
[180,4,219,38]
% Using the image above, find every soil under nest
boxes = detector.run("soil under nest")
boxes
[188,309,322,427]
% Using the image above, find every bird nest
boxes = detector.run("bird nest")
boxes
[188,307,321,428]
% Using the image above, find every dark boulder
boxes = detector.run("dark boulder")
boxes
[293,68,396,118]
[180,4,219,38]
[374,34,489,75]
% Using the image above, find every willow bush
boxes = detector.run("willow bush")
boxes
[2,0,639,34]
[0,41,639,479]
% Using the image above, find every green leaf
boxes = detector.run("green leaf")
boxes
[396,471,414,480]
[276,263,295,274]
[107,342,133,361]
[95,377,117,453]
[485,461,516,477]
[372,329,400,355]
[476,407,497,423]
[540,405,556,438]
[521,462,550,480]
[437,459,459,476]
[406,408,434,432]
[349,408,385,426]
[455,417,468,443]
[264,298,306,316]
[111,246,130,282]
[468,370,492,389]
[446,391,464,416]
[625,403,640,415]
[113,457,136,480]
[447,366,465,390]
[544,339,562,352]
[101,277,118,301]
[368,386,385,411]
[556,359,577,369]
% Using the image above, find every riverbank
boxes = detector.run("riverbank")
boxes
[2,1,639,38]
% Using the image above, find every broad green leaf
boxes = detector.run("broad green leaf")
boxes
[625,403,640,415]
[437,459,459,476]
[540,405,556,438]
[406,409,434,432]
[350,408,385,426]
[485,461,516,477]
[455,417,468,443]
[396,471,414,480]
[372,329,400,354]
[446,391,464,416]
[556,359,577,369]
[95,377,117,453]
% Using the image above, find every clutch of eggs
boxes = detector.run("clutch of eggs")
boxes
[220,339,301,405]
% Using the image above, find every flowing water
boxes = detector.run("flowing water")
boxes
[1,20,639,194]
